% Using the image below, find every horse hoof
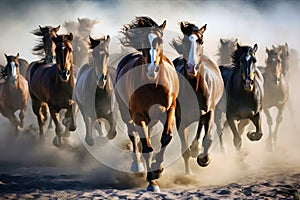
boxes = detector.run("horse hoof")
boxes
[147,184,161,193]
[247,131,263,141]
[197,154,210,167]
[53,136,62,147]
[85,137,94,146]
[131,162,145,173]
[148,164,164,180]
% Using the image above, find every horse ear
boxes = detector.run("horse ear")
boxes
[68,32,73,42]
[272,45,276,49]
[253,44,258,53]
[285,42,288,47]
[89,35,96,44]
[77,17,81,23]
[138,19,145,27]
[106,35,110,44]
[4,53,8,60]
[160,20,167,31]
[199,24,207,34]
[180,22,185,32]
[54,25,60,33]
[237,43,241,49]
[234,38,238,43]
[16,53,20,59]
[266,47,270,54]
[220,38,224,45]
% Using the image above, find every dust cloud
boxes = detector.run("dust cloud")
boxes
[0,0,299,189]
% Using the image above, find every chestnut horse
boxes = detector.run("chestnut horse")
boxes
[115,16,179,192]
[263,47,289,151]
[0,53,29,133]
[215,43,264,150]
[171,22,224,174]
[75,35,116,146]
[28,33,77,145]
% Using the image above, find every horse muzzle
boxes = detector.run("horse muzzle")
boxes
[147,64,159,80]
[244,79,254,92]
[187,63,198,77]
[97,74,107,89]
[273,76,281,86]
[59,70,71,82]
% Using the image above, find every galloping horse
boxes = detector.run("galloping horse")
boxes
[115,16,179,192]
[28,33,77,145]
[171,22,224,174]
[217,38,238,65]
[215,43,264,150]
[75,35,116,146]
[276,43,289,76]
[0,53,29,133]
[263,47,289,151]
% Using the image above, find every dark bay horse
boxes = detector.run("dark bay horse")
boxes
[0,53,29,133]
[215,43,264,150]
[28,33,77,145]
[75,35,116,146]
[115,16,179,192]
[171,22,224,174]
[263,47,289,151]
[217,38,238,66]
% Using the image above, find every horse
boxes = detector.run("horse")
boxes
[63,18,99,67]
[215,43,264,151]
[31,25,61,64]
[115,16,179,192]
[170,22,224,174]
[217,38,238,66]
[28,33,77,145]
[75,35,116,146]
[0,53,29,133]
[263,47,289,151]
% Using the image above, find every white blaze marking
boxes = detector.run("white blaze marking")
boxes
[148,33,157,65]
[10,62,17,77]
[188,34,199,66]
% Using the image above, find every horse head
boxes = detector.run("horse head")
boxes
[4,53,20,87]
[266,47,282,85]
[276,43,289,76]
[89,35,110,89]
[234,43,258,92]
[180,21,206,77]
[52,33,74,82]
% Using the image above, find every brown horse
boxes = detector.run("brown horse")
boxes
[215,43,264,151]
[171,22,224,174]
[263,47,289,151]
[0,53,29,133]
[28,33,77,145]
[217,38,238,65]
[115,16,179,192]
[75,35,116,146]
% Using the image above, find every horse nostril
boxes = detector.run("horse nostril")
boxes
[155,66,159,72]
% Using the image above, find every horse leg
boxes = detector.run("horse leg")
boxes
[32,100,45,139]
[264,108,274,151]
[215,107,226,153]
[19,105,27,129]
[49,107,64,146]
[105,112,117,140]
[247,112,263,142]
[197,111,213,167]
[135,120,160,192]
[128,122,144,173]
[227,116,242,150]
[62,106,76,138]
[273,106,284,150]
[179,127,192,175]
[190,121,203,158]
[83,114,94,146]
[2,109,20,134]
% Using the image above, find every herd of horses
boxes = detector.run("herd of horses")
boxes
[0,16,292,192]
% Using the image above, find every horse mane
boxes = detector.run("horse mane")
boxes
[216,38,237,65]
[232,45,254,68]
[119,16,162,51]
[170,36,184,55]
[31,26,53,57]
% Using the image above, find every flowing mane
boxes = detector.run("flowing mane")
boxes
[32,27,50,57]
[119,16,163,51]
[170,36,184,55]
